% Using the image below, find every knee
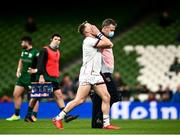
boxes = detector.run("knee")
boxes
[103,93,110,103]
[74,98,85,106]
[13,91,20,98]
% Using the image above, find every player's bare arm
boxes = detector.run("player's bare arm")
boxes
[91,25,113,48]
[16,59,23,78]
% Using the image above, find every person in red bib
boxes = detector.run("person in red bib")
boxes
[24,34,78,122]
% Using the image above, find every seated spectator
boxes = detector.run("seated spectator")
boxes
[161,92,171,102]
[61,74,76,102]
[133,94,140,102]
[25,16,37,33]
[121,86,131,101]
[171,86,180,102]
[156,84,164,100]
[156,85,163,95]
[169,57,180,74]
[141,85,150,93]
[0,95,12,102]
[113,71,126,90]
[147,92,157,102]
[113,72,130,101]
[72,73,79,90]
[164,86,173,100]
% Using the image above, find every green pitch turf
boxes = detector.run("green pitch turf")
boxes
[0,119,179,134]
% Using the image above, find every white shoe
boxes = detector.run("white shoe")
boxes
[6,114,20,121]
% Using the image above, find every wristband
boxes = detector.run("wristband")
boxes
[97,33,103,40]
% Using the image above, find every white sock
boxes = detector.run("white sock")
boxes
[103,114,110,127]
[55,111,66,120]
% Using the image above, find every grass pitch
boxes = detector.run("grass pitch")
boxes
[0,119,179,134]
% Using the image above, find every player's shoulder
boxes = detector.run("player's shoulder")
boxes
[83,37,98,45]
[31,48,39,56]
[84,37,96,42]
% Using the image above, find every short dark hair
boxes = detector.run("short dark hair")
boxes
[78,21,88,35]
[51,33,61,39]
[21,36,32,45]
[102,18,117,28]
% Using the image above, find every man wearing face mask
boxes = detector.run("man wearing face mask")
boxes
[6,36,39,121]
[24,34,78,122]
[91,19,121,128]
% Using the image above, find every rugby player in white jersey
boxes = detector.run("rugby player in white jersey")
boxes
[52,21,120,130]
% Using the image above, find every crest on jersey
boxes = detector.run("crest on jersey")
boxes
[28,53,32,58]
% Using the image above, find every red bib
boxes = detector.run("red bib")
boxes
[44,46,60,77]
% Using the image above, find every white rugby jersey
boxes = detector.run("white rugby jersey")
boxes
[80,37,101,76]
